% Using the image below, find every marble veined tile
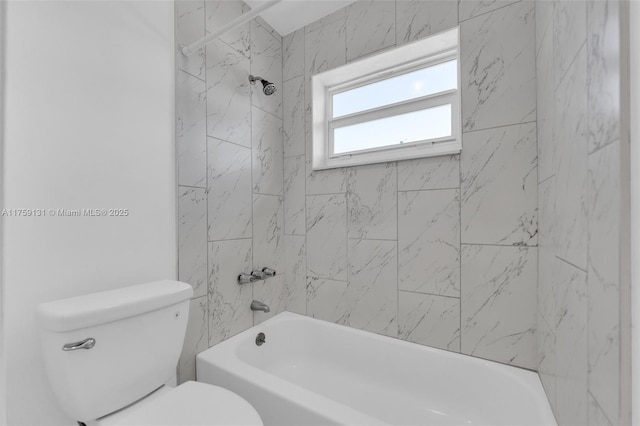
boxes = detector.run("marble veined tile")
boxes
[284,155,306,236]
[399,189,460,297]
[303,96,346,196]
[306,159,348,195]
[178,296,208,383]
[536,0,555,183]
[458,0,519,22]
[255,16,282,43]
[537,311,556,411]
[461,245,536,369]
[252,194,284,274]
[396,0,457,45]
[399,292,460,352]
[208,239,253,346]
[177,0,205,80]
[252,106,283,196]
[253,274,287,324]
[283,28,305,82]
[554,46,587,270]
[588,393,613,426]
[177,70,207,188]
[178,186,208,299]
[345,239,398,338]
[554,258,587,426]
[284,235,306,314]
[587,0,620,153]
[538,177,557,330]
[251,21,283,118]
[345,0,395,62]
[207,138,252,241]
[307,277,348,324]
[554,0,586,87]
[283,76,305,159]
[461,123,537,246]
[206,38,251,147]
[305,17,346,77]
[587,141,620,424]
[306,194,347,280]
[535,0,553,58]
[347,163,397,240]
[306,6,347,33]
[205,0,250,58]
[460,0,535,132]
[397,155,459,191]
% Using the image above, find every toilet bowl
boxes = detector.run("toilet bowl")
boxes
[90,382,262,426]
[37,280,263,425]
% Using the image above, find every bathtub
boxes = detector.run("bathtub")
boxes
[197,312,556,426]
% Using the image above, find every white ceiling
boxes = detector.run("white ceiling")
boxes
[244,0,357,36]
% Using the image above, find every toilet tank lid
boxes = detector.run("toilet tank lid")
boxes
[37,281,193,332]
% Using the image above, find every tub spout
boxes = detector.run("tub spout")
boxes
[251,300,270,313]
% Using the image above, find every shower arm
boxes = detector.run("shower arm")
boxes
[181,0,283,57]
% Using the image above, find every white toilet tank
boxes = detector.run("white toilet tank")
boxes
[36,281,193,422]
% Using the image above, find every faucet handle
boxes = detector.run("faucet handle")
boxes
[251,269,266,279]
[238,273,258,284]
[262,267,276,277]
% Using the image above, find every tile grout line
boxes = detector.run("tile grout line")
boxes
[398,186,461,193]
[280,30,288,314]
[462,119,538,135]
[206,135,251,151]
[399,289,462,301]
[177,67,206,83]
[532,0,540,380]
[178,184,207,190]
[555,255,588,274]
[396,160,400,339]
[249,15,256,327]
[303,29,309,317]
[457,0,522,25]
[460,242,538,248]
[203,0,210,352]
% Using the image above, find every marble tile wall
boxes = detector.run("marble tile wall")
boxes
[175,5,625,424]
[283,0,538,372]
[175,0,290,383]
[536,0,623,424]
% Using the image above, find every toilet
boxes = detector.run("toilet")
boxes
[36,280,263,425]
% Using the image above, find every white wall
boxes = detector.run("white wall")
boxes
[631,0,640,423]
[2,1,176,424]
[0,0,6,423]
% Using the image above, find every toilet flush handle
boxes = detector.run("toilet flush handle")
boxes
[62,337,95,351]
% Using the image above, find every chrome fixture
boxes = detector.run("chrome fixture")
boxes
[250,301,270,313]
[238,273,259,284]
[255,332,266,346]
[62,337,95,351]
[251,269,267,280]
[262,267,276,277]
[249,75,277,96]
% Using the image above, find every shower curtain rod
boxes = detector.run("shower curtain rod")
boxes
[181,0,283,56]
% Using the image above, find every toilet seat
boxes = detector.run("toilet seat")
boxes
[95,381,263,425]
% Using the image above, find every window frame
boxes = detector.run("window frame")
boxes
[312,27,461,170]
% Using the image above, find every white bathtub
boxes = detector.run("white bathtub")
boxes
[197,312,556,426]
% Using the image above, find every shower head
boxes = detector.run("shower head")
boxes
[249,75,277,96]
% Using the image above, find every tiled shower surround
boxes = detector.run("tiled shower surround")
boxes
[536,0,624,424]
[285,0,537,368]
[175,0,625,424]
[175,0,287,381]
[178,0,537,373]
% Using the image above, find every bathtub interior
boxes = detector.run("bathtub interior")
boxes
[201,313,555,426]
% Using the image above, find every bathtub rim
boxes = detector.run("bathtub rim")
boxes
[197,312,556,426]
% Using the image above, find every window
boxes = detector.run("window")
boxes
[312,28,461,170]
